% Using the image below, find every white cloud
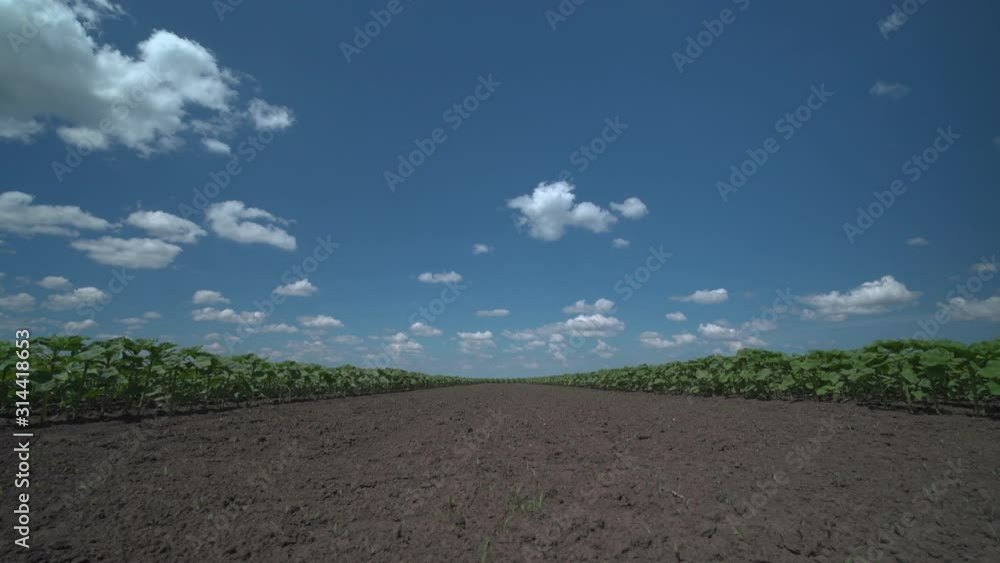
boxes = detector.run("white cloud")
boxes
[612,237,630,248]
[591,339,617,359]
[45,287,107,310]
[457,330,496,355]
[562,298,615,314]
[117,317,147,326]
[610,197,648,219]
[247,323,298,334]
[905,237,929,247]
[38,275,72,291]
[299,315,343,328]
[798,275,920,321]
[869,80,911,100]
[71,236,182,268]
[143,311,161,319]
[206,201,296,250]
[191,307,264,324]
[938,297,1000,322]
[204,342,226,354]
[674,288,729,304]
[126,210,206,244]
[248,98,295,131]
[417,271,462,284]
[563,314,624,338]
[274,279,317,297]
[193,290,229,305]
[64,319,97,333]
[201,138,231,155]
[0,293,36,312]
[665,311,687,322]
[333,334,363,345]
[970,257,998,274]
[410,322,443,337]
[639,331,696,349]
[0,192,111,237]
[507,181,618,241]
[379,332,423,355]
[472,243,492,255]
[476,309,510,318]
[0,1,297,154]
[698,322,739,339]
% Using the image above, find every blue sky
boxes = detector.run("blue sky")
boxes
[1,0,997,377]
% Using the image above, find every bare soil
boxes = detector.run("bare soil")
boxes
[2,384,999,562]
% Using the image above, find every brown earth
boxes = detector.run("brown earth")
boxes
[2,384,999,562]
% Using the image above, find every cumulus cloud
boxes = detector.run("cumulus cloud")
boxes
[563,314,624,338]
[673,288,729,304]
[610,197,648,219]
[380,332,423,355]
[206,201,296,250]
[563,298,615,315]
[507,181,618,241]
[45,287,107,310]
[905,237,929,247]
[247,98,295,131]
[247,323,298,334]
[798,275,920,321]
[193,290,229,305]
[191,307,264,324]
[298,315,343,328]
[472,243,492,255]
[0,293,36,312]
[201,138,231,155]
[869,80,911,100]
[457,330,496,355]
[417,271,462,284]
[333,334,363,345]
[938,297,1000,322]
[476,309,510,318]
[38,275,72,291]
[64,319,97,333]
[274,279,317,297]
[0,192,111,237]
[71,237,182,268]
[970,257,998,274]
[126,210,206,243]
[665,311,687,322]
[591,339,617,359]
[0,1,295,154]
[611,237,630,248]
[698,322,739,339]
[639,331,696,349]
[409,322,443,337]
